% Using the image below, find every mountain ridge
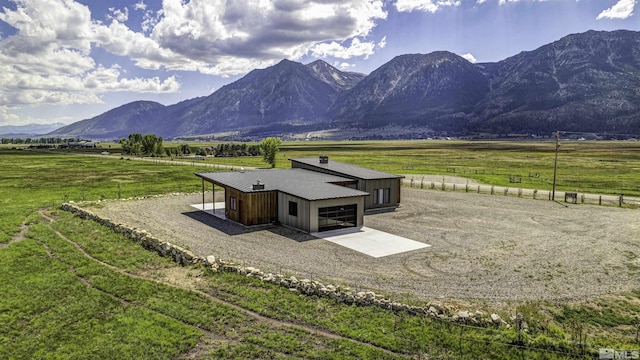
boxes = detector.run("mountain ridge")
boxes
[50,30,640,139]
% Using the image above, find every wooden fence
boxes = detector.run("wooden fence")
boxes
[402,177,638,207]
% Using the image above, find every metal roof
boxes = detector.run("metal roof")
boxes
[196,168,369,201]
[289,158,404,180]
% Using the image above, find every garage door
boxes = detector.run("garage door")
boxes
[318,204,357,232]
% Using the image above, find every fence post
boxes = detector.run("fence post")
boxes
[477,185,480,194]
[599,196,602,206]
[491,185,494,195]
[620,194,624,207]
[518,188,522,197]
[533,189,537,200]
[453,184,456,192]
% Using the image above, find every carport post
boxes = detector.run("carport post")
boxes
[202,178,205,210]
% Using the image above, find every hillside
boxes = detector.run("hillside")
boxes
[50,30,640,139]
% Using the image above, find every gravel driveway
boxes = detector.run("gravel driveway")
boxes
[88,188,640,302]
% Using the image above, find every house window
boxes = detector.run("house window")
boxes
[373,188,391,205]
[289,201,298,217]
[230,197,237,211]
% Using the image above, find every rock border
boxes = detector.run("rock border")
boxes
[61,202,509,327]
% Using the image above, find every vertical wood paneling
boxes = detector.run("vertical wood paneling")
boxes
[225,187,277,226]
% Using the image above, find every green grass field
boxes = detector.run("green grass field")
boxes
[149,139,640,197]
[1,144,639,359]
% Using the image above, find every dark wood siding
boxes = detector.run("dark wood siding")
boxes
[226,188,277,226]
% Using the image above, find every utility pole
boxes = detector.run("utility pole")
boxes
[552,131,560,201]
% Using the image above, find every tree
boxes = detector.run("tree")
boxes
[120,133,163,156]
[178,144,191,155]
[260,137,282,168]
[120,133,142,155]
[141,134,163,156]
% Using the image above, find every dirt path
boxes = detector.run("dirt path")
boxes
[0,215,32,249]
[36,209,406,359]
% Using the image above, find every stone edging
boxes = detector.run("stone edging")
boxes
[60,202,511,328]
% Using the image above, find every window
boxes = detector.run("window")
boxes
[373,188,391,205]
[288,201,298,216]
[230,197,237,211]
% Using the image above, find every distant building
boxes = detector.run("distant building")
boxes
[196,156,403,233]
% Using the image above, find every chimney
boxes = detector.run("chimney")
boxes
[319,155,329,164]
[252,180,265,190]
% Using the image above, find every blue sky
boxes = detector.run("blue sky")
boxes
[0,0,638,126]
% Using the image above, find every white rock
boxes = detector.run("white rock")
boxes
[457,310,470,319]
[491,313,502,324]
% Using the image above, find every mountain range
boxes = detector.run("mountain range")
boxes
[0,123,67,137]
[50,29,640,140]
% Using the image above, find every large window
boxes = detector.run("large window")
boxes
[288,201,298,216]
[230,197,237,211]
[373,188,391,205]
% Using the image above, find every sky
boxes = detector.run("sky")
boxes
[0,0,638,126]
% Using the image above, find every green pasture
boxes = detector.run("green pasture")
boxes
[157,140,640,197]
[1,145,639,358]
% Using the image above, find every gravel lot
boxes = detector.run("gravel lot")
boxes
[88,188,640,302]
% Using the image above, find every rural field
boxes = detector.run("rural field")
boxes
[1,140,640,359]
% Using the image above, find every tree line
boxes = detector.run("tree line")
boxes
[1,137,79,144]
[119,133,282,167]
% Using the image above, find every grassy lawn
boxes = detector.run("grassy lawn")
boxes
[1,145,639,359]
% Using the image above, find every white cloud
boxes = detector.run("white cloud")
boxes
[107,7,129,23]
[83,65,180,93]
[0,106,21,124]
[396,0,461,13]
[0,0,390,113]
[335,62,356,70]
[461,53,477,63]
[141,10,159,34]
[133,1,147,11]
[494,0,560,4]
[0,0,183,109]
[378,36,387,49]
[0,0,94,52]
[150,0,387,64]
[310,38,377,59]
[196,58,276,77]
[596,0,636,20]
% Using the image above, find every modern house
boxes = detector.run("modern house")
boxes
[290,156,404,212]
[195,156,403,233]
